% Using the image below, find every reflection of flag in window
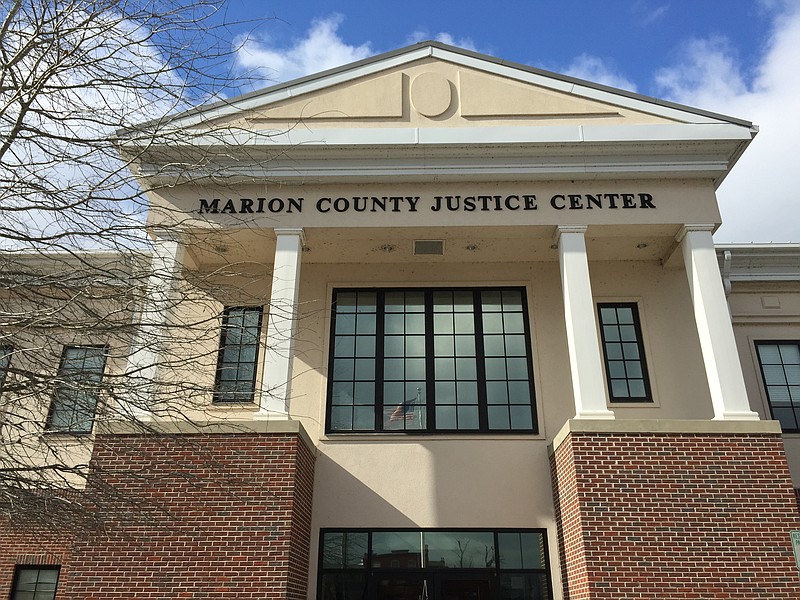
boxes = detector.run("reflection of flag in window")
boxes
[389,388,421,422]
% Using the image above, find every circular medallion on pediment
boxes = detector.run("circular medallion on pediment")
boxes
[410,72,453,117]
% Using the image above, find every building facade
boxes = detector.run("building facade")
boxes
[2,43,800,599]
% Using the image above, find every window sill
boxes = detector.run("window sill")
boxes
[320,431,545,442]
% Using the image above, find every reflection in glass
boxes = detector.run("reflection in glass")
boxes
[322,532,369,568]
[329,288,536,433]
[422,531,495,568]
[372,532,422,568]
[499,573,550,600]
[498,532,544,569]
[375,577,425,600]
[320,573,367,600]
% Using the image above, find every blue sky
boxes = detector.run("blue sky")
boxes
[215,1,799,242]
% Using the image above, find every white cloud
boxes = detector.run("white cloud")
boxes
[563,54,638,91]
[236,15,373,83]
[654,3,800,242]
[631,1,670,26]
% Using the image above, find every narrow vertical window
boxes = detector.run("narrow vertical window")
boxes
[46,346,106,433]
[214,306,263,402]
[10,566,60,600]
[756,341,800,432]
[597,303,652,402]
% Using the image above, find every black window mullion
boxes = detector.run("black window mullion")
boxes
[474,290,489,431]
[424,290,435,432]
[375,291,386,432]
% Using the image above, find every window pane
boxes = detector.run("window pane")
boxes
[422,532,495,568]
[436,405,456,429]
[372,532,422,568]
[336,314,356,334]
[457,405,479,429]
[320,573,367,600]
[510,406,533,430]
[780,344,800,364]
[498,573,550,600]
[488,405,510,429]
[353,382,375,405]
[356,314,376,334]
[498,532,545,569]
[353,407,375,430]
[331,406,353,430]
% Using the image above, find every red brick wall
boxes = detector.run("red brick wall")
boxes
[0,431,315,599]
[551,431,800,599]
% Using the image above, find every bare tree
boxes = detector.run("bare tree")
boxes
[0,0,274,529]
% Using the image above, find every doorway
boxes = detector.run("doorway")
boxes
[374,573,492,600]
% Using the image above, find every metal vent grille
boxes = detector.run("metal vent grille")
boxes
[414,240,444,255]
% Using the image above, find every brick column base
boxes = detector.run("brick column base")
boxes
[550,420,800,600]
[0,424,315,599]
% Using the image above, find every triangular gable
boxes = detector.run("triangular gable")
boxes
[160,41,752,132]
[119,42,756,190]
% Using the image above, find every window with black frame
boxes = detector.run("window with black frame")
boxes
[10,566,60,600]
[318,528,552,600]
[214,306,263,403]
[327,288,536,433]
[45,346,106,434]
[755,341,800,431]
[597,303,652,402]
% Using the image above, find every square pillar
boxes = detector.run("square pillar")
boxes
[123,233,185,420]
[555,226,614,420]
[677,225,759,420]
[258,228,305,416]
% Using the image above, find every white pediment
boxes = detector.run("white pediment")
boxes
[122,42,757,188]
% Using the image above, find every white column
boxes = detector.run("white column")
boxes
[556,226,615,420]
[678,225,759,420]
[257,228,305,417]
[123,233,185,420]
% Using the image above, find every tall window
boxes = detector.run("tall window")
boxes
[214,306,263,402]
[318,528,552,600]
[0,345,12,392]
[10,566,60,600]
[597,303,652,402]
[327,288,536,433]
[46,346,106,433]
[756,341,800,431]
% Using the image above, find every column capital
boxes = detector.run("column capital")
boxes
[675,224,715,244]
[553,225,588,246]
[274,227,306,244]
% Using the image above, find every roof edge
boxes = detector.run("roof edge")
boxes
[116,41,755,138]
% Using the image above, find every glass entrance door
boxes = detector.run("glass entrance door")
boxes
[374,574,492,600]
[436,574,492,600]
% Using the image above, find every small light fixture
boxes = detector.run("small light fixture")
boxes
[465,243,478,252]
[380,244,396,253]
[636,243,649,249]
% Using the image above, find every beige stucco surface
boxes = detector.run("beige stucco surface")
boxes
[730,281,800,484]
[209,57,677,132]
